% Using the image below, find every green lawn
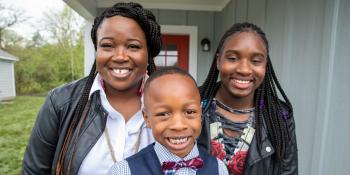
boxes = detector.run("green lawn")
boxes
[0,96,45,175]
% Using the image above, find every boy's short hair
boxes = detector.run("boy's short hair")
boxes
[143,66,197,95]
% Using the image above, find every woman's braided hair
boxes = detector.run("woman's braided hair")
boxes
[200,22,293,161]
[56,2,161,174]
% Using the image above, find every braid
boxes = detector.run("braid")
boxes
[56,2,161,174]
[200,22,293,162]
[200,40,223,100]
[200,56,218,99]
[257,56,292,159]
[56,62,96,175]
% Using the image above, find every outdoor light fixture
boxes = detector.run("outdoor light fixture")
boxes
[201,38,210,52]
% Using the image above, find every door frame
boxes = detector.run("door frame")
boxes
[161,35,189,71]
[160,25,198,81]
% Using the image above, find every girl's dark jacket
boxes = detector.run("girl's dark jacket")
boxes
[22,77,109,175]
[197,83,298,175]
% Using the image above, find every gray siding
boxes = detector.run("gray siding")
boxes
[0,60,16,100]
[319,0,350,174]
[188,11,214,85]
[213,0,350,174]
[149,9,215,84]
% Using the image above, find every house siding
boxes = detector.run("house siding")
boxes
[213,0,350,175]
[319,0,350,174]
[0,59,16,100]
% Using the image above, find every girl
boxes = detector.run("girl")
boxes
[198,22,298,175]
[22,2,161,175]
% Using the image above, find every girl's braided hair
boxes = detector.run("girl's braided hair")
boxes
[200,22,293,161]
[56,2,161,174]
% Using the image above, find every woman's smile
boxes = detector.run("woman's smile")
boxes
[109,68,132,79]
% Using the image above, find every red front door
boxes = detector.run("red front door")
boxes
[154,34,189,71]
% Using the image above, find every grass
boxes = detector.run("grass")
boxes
[0,96,45,175]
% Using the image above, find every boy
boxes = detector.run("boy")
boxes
[108,67,228,175]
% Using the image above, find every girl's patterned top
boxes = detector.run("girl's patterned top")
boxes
[208,99,256,175]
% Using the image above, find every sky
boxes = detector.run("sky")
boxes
[4,0,66,38]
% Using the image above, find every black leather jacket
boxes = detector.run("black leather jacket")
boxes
[23,77,109,175]
[198,85,298,175]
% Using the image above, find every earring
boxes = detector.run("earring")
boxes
[138,74,147,96]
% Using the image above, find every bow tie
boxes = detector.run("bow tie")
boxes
[161,156,204,174]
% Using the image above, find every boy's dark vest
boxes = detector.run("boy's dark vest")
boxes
[126,143,219,175]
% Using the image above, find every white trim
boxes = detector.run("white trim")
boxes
[217,0,231,11]
[64,0,96,21]
[0,56,18,62]
[11,62,16,97]
[161,25,198,81]
[84,21,95,76]
[97,0,230,11]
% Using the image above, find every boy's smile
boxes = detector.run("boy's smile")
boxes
[143,74,202,158]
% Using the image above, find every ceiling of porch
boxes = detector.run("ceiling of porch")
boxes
[63,0,230,20]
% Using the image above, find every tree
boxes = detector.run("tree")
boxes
[0,1,25,49]
[43,5,84,81]
[0,29,25,48]
[6,4,85,95]
[29,32,45,47]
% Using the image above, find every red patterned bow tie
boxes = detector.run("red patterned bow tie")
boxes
[161,156,204,172]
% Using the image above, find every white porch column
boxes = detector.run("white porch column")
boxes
[84,20,95,76]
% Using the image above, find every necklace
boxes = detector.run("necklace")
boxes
[104,122,144,163]
[215,99,255,114]
[104,127,117,163]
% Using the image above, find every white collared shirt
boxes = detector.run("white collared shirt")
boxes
[78,74,154,175]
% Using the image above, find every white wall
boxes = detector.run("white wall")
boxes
[0,60,16,100]
[214,0,350,174]
[84,21,95,76]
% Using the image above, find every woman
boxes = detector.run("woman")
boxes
[198,22,298,174]
[22,2,161,175]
